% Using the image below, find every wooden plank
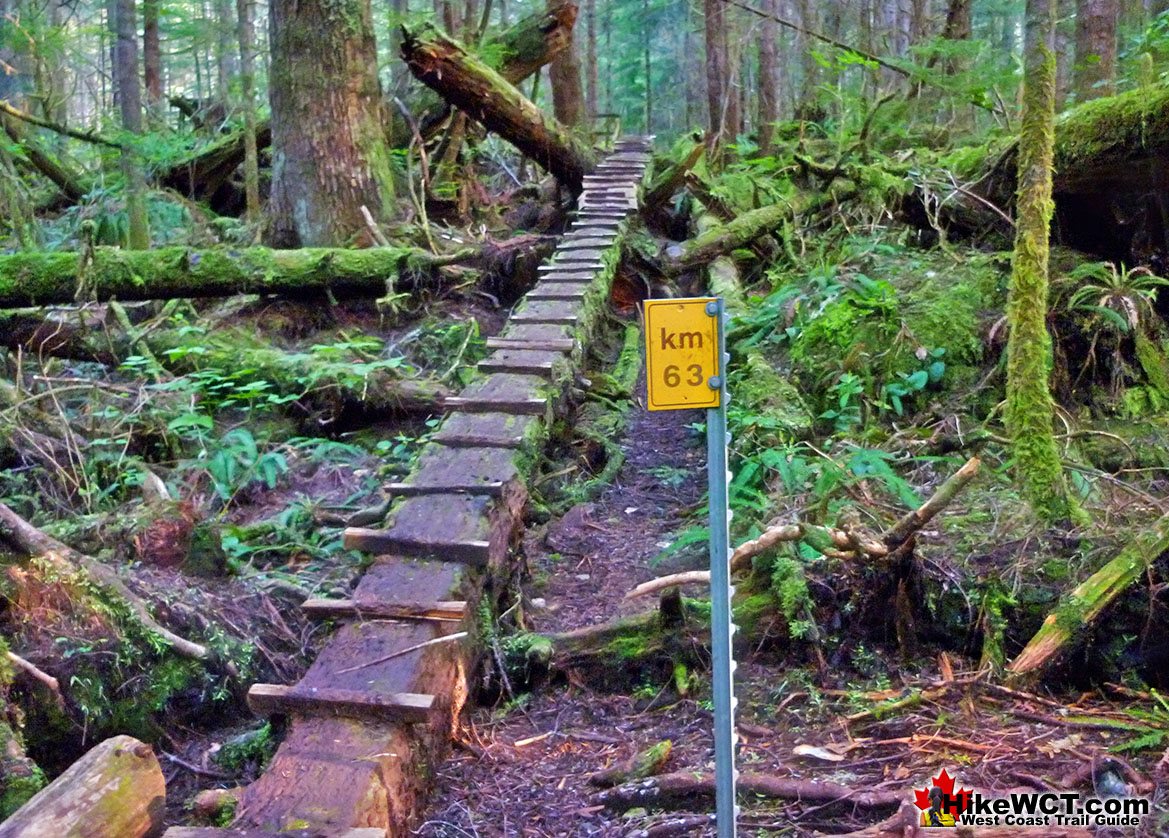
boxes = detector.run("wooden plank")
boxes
[567,225,621,236]
[347,492,499,564]
[558,237,617,250]
[393,443,522,496]
[431,411,541,449]
[498,322,574,342]
[484,336,575,351]
[302,598,467,622]
[247,683,434,724]
[526,282,590,300]
[447,372,549,413]
[443,396,547,415]
[344,526,491,564]
[478,348,566,376]
[511,299,581,325]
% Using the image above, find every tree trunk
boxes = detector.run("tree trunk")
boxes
[0,736,164,838]
[216,0,236,101]
[401,23,597,189]
[548,0,585,128]
[1005,0,1078,522]
[266,0,395,247]
[1074,0,1121,100]
[235,0,261,222]
[704,0,730,148]
[0,244,492,308]
[757,0,779,153]
[110,0,151,249]
[142,0,162,113]
[585,0,598,118]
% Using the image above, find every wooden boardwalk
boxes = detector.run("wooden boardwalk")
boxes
[163,138,653,838]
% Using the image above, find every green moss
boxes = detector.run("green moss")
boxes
[214,723,277,775]
[1005,29,1083,525]
[732,352,813,439]
[1135,331,1169,396]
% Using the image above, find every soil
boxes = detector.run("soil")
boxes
[528,397,708,634]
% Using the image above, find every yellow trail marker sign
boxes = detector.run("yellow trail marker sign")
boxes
[644,297,721,411]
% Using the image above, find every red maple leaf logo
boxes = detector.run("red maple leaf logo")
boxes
[914,769,971,813]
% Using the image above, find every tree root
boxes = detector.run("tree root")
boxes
[0,500,210,661]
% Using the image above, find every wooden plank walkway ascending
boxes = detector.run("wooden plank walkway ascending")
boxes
[162,137,654,838]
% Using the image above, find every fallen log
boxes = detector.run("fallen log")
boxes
[598,770,904,814]
[402,23,597,190]
[0,244,479,309]
[1,113,88,204]
[0,735,165,838]
[158,119,272,212]
[1006,510,1169,683]
[412,1,580,141]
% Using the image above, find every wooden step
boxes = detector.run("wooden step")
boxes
[443,372,550,415]
[526,282,590,300]
[484,336,575,351]
[302,597,467,623]
[558,237,617,250]
[247,683,434,724]
[511,299,581,325]
[344,525,490,564]
[478,348,566,377]
[346,492,501,566]
[431,411,541,449]
[387,443,522,497]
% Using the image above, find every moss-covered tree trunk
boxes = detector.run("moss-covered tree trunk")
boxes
[401,23,597,190]
[0,245,478,308]
[266,0,395,247]
[1005,0,1079,523]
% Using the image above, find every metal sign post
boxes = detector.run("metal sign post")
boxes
[643,297,737,837]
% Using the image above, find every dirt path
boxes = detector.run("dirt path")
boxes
[527,382,707,635]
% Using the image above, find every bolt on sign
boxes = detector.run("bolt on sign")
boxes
[643,297,721,411]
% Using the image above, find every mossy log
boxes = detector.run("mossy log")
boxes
[401,23,598,190]
[159,121,272,213]
[0,735,165,838]
[411,2,580,142]
[1006,511,1169,683]
[664,202,790,276]
[0,245,478,309]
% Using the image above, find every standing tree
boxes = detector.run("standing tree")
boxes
[1005,0,1080,523]
[110,0,150,249]
[704,0,730,148]
[235,0,260,222]
[141,0,162,115]
[265,0,396,247]
[549,0,585,128]
[756,0,779,154]
[585,0,598,119]
[1074,0,1120,100]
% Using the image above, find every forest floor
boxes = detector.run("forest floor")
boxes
[416,331,1169,838]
